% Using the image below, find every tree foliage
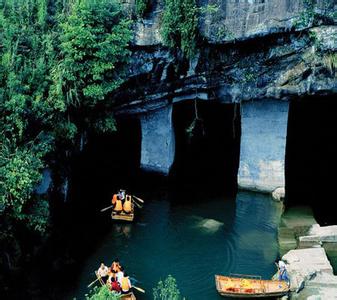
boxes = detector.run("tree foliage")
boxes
[161,0,198,59]
[153,275,182,300]
[0,0,132,253]
[85,285,120,300]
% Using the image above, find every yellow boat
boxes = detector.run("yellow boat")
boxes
[215,274,289,298]
[111,202,135,222]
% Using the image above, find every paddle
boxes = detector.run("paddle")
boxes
[132,199,142,209]
[132,195,144,204]
[87,277,100,288]
[133,285,145,293]
[95,271,104,286]
[101,205,114,212]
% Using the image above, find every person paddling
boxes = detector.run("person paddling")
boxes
[97,263,109,283]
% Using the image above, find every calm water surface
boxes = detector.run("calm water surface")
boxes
[69,190,282,300]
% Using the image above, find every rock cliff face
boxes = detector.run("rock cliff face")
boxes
[112,0,337,191]
[112,0,337,112]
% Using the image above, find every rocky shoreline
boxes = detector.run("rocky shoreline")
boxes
[278,207,337,299]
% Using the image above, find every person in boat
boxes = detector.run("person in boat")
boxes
[120,272,132,294]
[108,275,122,293]
[113,196,123,214]
[97,263,109,283]
[111,193,118,207]
[116,266,125,285]
[118,189,126,201]
[276,259,290,286]
[111,259,121,273]
[123,195,132,214]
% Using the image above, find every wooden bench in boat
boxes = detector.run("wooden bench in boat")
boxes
[215,274,289,298]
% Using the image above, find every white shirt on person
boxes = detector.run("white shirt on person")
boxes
[278,260,286,271]
[97,266,109,277]
[116,271,124,284]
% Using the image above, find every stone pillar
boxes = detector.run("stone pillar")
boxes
[140,105,175,175]
[238,100,289,193]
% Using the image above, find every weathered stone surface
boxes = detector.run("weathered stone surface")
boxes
[238,100,289,192]
[113,25,337,116]
[140,105,175,174]
[200,0,303,43]
[300,224,337,243]
[272,187,286,201]
[35,168,52,195]
[291,272,337,299]
[278,206,318,257]
[200,0,336,43]
[310,26,337,52]
[128,0,337,46]
[133,0,164,46]
[283,248,334,291]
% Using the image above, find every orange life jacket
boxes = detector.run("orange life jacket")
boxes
[112,194,118,205]
[123,195,132,213]
[121,277,130,291]
[114,199,123,211]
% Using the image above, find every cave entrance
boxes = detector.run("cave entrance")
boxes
[285,96,337,224]
[171,100,241,195]
[69,116,141,211]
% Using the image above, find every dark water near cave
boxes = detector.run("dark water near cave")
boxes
[65,190,282,300]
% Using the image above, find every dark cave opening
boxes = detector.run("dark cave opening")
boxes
[285,96,337,224]
[171,100,241,195]
[51,116,141,270]
[69,116,142,213]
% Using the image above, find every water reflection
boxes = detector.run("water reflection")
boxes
[68,191,282,300]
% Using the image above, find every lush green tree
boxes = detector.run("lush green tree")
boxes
[161,0,198,58]
[0,0,132,266]
[52,0,132,135]
[153,275,183,300]
[0,0,56,237]
[85,286,120,300]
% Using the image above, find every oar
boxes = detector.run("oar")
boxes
[132,199,142,209]
[87,277,100,288]
[133,285,145,293]
[95,271,104,286]
[101,205,114,212]
[132,195,144,204]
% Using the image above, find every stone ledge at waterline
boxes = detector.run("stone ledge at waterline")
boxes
[281,248,337,299]
[299,224,337,244]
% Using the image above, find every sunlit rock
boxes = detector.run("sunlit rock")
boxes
[272,187,285,201]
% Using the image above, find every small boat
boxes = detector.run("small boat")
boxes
[120,291,136,300]
[215,274,289,298]
[111,202,135,222]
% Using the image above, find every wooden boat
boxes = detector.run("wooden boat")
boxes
[215,274,289,298]
[111,202,134,222]
[120,291,136,300]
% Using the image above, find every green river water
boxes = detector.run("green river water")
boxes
[67,190,283,300]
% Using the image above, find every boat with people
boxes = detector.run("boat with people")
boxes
[111,201,135,222]
[215,274,289,298]
[100,189,144,222]
[91,260,144,299]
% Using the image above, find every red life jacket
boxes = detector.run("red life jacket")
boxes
[111,281,121,292]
